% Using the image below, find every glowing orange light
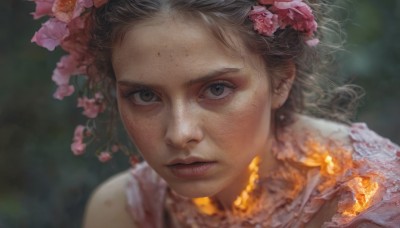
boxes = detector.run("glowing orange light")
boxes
[342,177,379,216]
[301,140,379,216]
[302,151,337,176]
[233,156,260,211]
[192,197,218,215]
[192,156,260,215]
[324,155,335,175]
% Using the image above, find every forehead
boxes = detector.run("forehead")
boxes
[111,14,263,82]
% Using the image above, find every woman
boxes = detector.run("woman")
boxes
[31,0,400,227]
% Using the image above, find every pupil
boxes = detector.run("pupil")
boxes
[140,90,154,102]
[211,85,224,96]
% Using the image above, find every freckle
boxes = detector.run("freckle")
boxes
[157,52,161,57]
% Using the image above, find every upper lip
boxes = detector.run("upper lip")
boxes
[166,156,216,166]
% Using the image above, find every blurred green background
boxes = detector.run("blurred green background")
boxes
[0,0,399,227]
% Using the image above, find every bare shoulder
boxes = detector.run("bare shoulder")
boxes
[83,170,137,228]
[291,114,352,147]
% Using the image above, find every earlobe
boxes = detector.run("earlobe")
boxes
[271,64,296,110]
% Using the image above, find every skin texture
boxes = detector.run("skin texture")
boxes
[112,14,293,207]
[83,171,137,228]
[82,116,350,228]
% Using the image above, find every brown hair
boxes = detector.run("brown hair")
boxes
[89,0,362,130]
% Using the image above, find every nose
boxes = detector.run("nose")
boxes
[164,103,203,149]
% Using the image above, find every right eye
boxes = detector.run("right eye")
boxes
[128,88,160,105]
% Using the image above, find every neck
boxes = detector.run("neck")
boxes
[192,138,278,214]
[193,155,272,214]
[215,156,260,210]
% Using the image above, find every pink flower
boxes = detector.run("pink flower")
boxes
[77,96,105,118]
[71,125,86,155]
[53,84,75,100]
[52,68,70,86]
[98,152,112,163]
[270,0,317,36]
[73,125,85,141]
[249,6,279,37]
[52,55,84,86]
[61,14,91,60]
[52,0,93,23]
[71,140,86,155]
[31,0,55,19]
[31,18,69,51]
[51,53,81,99]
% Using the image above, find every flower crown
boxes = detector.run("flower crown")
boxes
[30,0,318,162]
[249,0,319,46]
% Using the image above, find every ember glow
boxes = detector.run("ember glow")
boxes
[302,151,338,176]
[302,141,380,216]
[192,197,218,215]
[192,156,260,215]
[324,155,335,175]
[192,138,380,219]
[233,156,260,211]
[342,177,379,216]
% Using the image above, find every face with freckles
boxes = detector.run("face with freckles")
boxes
[112,14,287,200]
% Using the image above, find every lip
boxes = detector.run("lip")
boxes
[166,157,217,179]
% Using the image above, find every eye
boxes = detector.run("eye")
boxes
[202,82,236,100]
[128,88,160,105]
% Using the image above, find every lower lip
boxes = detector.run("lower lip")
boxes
[168,162,217,179]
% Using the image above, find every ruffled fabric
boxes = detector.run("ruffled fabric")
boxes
[323,123,400,228]
[126,162,167,228]
[126,123,400,227]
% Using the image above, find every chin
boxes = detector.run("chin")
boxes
[167,179,222,198]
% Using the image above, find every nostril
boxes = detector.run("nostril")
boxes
[165,127,203,150]
[164,108,204,149]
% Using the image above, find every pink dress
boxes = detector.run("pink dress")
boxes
[125,123,400,227]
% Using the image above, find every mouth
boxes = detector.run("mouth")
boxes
[166,159,217,179]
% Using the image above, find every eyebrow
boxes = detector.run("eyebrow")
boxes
[186,67,241,86]
[117,67,241,88]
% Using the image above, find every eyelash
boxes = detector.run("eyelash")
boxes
[122,80,237,105]
[200,81,236,101]
[124,87,161,105]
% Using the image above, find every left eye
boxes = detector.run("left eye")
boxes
[202,82,235,100]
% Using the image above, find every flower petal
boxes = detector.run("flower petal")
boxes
[53,84,75,100]
[31,18,69,51]
[98,152,112,162]
[52,0,93,22]
[31,0,55,19]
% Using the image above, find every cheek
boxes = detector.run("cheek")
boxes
[209,86,272,155]
[118,101,163,156]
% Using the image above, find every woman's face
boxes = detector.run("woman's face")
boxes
[112,15,279,198]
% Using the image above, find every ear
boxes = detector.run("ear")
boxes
[271,63,296,110]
